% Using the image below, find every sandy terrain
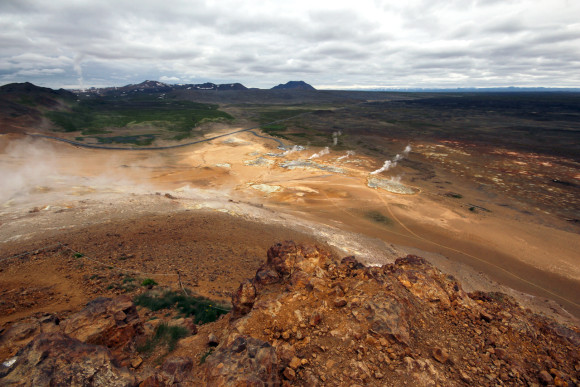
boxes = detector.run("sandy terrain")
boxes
[1,129,579,325]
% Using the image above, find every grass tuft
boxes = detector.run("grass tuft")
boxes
[138,323,189,354]
[199,349,214,365]
[135,290,230,324]
[141,278,158,287]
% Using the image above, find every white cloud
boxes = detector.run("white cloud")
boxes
[160,75,180,83]
[0,0,579,88]
[16,68,65,76]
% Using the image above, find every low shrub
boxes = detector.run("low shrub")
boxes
[135,290,230,324]
[141,278,158,287]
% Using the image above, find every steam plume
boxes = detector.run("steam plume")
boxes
[282,145,305,156]
[337,150,355,161]
[370,145,411,175]
[309,147,330,159]
[332,131,342,146]
[73,54,85,91]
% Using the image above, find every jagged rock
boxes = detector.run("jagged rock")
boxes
[333,298,347,308]
[161,357,193,383]
[130,356,143,369]
[138,373,170,387]
[538,370,553,384]
[254,266,280,286]
[231,280,256,318]
[283,367,296,380]
[341,256,366,270]
[289,356,302,370]
[432,347,449,364]
[5,242,579,386]
[266,241,330,279]
[480,310,493,322]
[201,335,280,386]
[459,369,472,382]
[289,270,312,289]
[0,332,135,386]
[363,294,410,344]
[394,255,477,310]
[393,256,453,308]
[494,347,508,361]
[309,311,322,326]
[0,313,60,359]
[61,295,143,357]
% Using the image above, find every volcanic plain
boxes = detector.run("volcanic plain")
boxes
[1,87,579,339]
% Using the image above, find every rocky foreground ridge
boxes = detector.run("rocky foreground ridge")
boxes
[1,241,579,386]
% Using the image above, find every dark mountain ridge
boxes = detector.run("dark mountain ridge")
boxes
[0,82,76,104]
[0,82,76,134]
[271,81,316,90]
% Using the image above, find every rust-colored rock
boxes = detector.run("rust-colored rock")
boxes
[363,294,410,345]
[0,314,59,359]
[333,298,347,308]
[138,373,170,387]
[340,256,365,270]
[231,280,257,318]
[539,370,554,384]
[432,347,450,364]
[0,332,135,386]
[283,367,296,380]
[161,356,193,383]
[266,241,330,279]
[200,335,280,386]
[309,311,322,327]
[61,295,143,357]
[3,242,580,386]
[254,266,280,286]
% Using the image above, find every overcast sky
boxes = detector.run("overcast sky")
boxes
[1,0,579,89]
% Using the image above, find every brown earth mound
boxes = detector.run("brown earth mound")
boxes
[2,242,579,386]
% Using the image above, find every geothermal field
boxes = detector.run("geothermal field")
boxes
[1,88,579,328]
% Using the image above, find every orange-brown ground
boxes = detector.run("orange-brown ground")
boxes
[1,128,579,328]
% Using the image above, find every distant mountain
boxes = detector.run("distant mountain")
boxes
[271,81,316,91]
[0,82,76,104]
[0,82,76,134]
[181,82,247,91]
[99,80,174,95]
[81,81,248,96]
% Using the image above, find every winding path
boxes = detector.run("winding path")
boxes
[29,126,284,151]
[27,105,346,151]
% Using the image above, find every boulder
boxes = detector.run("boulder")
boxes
[231,280,257,318]
[0,332,135,386]
[61,295,143,356]
[161,357,193,383]
[266,241,330,279]
[0,314,60,359]
[363,294,410,345]
[394,255,475,309]
[201,335,280,386]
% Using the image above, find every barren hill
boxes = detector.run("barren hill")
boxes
[1,242,578,385]
[0,82,75,134]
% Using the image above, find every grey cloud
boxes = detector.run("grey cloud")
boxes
[0,0,579,89]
